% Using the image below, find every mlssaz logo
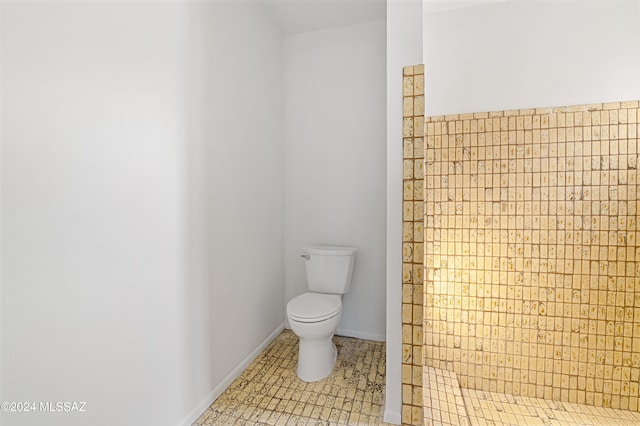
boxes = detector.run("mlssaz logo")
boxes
[39,402,87,412]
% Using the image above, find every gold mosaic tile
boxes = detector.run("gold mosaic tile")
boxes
[193,330,392,426]
[423,101,640,412]
[462,387,640,426]
[424,366,470,426]
[424,366,640,426]
[402,64,425,425]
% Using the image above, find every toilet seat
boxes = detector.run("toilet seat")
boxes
[287,293,341,323]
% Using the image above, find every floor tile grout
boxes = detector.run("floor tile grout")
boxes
[193,330,393,426]
[425,366,640,426]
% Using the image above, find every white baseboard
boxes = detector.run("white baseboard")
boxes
[335,327,385,342]
[178,323,285,426]
[383,409,401,425]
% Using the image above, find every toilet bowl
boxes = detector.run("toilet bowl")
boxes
[287,293,342,382]
[286,245,356,382]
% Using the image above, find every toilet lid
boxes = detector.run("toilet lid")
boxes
[287,293,341,323]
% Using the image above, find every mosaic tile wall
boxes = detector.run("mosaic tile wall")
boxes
[401,64,425,425]
[423,101,640,411]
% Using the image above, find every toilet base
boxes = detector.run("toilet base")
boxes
[296,337,337,382]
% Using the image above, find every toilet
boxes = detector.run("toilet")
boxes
[286,245,357,382]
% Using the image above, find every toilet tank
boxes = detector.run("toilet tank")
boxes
[301,245,357,294]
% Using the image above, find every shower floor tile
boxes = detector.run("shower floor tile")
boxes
[425,366,640,426]
[462,388,640,426]
[193,330,394,426]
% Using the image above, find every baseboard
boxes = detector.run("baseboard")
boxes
[335,327,385,342]
[383,409,401,425]
[178,322,285,426]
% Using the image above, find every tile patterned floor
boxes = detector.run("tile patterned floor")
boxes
[194,332,640,426]
[193,330,394,426]
[462,388,640,426]
[425,366,640,426]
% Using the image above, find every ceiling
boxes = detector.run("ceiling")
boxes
[259,0,387,35]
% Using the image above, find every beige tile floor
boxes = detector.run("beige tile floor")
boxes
[425,366,640,426]
[462,388,640,426]
[194,331,640,426]
[193,330,394,426]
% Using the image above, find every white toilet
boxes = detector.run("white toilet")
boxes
[286,245,357,382]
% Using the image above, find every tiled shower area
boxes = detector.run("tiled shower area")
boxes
[402,65,640,425]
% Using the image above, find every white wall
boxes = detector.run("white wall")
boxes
[424,0,640,116]
[386,0,423,423]
[0,2,283,426]
[283,20,387,341]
